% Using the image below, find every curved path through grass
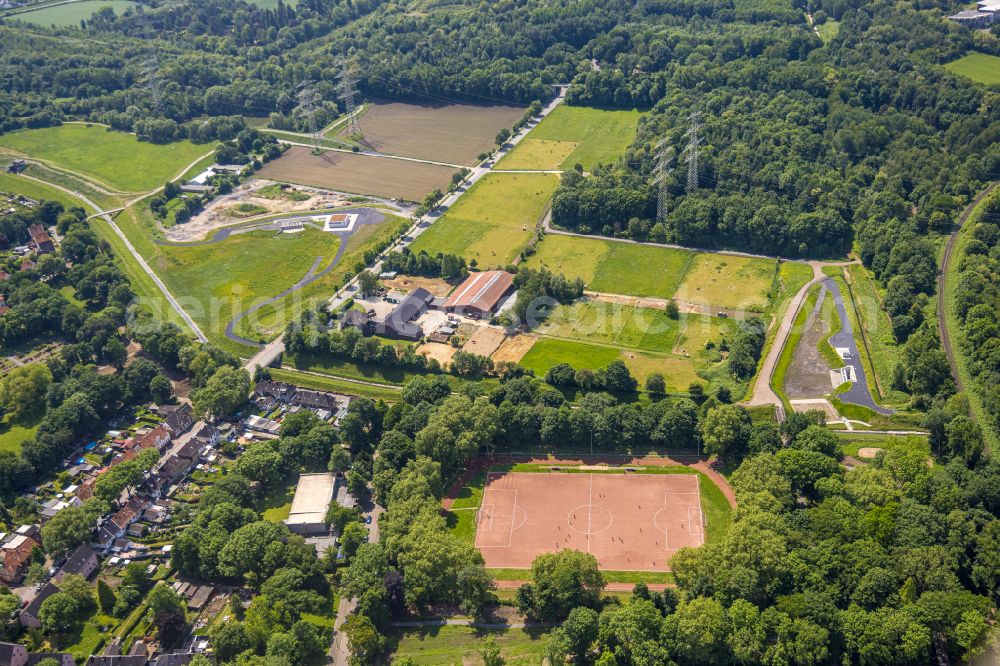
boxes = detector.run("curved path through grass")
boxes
[223,209,387,346]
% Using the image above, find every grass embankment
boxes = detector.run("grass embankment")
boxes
[409,173,558,266]
[943,187,1000,453]
[497,105,641,171]
[828,398,927,432]
[0,124,209,192]
[817,288,844,370]
[269,368,402,402]
[842,265,907,405]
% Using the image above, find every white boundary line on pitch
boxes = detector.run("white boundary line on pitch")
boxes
[508,490,518,548]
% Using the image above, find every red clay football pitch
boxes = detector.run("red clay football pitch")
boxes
[475,472,705,571]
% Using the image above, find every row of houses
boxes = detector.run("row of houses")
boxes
[253,381,352,424]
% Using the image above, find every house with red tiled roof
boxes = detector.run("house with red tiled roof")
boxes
[135,425,171,452]
[19,260,34,272]
[0,534,40,583]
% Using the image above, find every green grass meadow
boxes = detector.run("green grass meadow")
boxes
[675,253,778,311]
[155,228,341,349]
[11,0,138,26]
[0,124,210,192]
[498,105,641,170]
[945,52,1000,86]
[0,415,40,454]
[525,234,694,300]
[0,172,82,209]
[518,337,702,393]
[409,173,557,266]
[388,625,550,665]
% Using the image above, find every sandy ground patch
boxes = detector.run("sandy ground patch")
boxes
[857,447,884,459]
[491,334,537,365]
[165,179,351,242]
[789,398,839,420]
[382,275,454,297]
[417,342,457,367]
[462,326,507,358]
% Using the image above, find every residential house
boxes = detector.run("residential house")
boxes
[340,309,371,333]
[20,581,58,628]
[27,224,53,255]
[135,425,171,452]
[254,380,297,403]
[27,653,75,666]
[0,642,74,666]
[54,544,99,582]
[0,534,40,584]
[155,404,194,436]
[39,497,81,524]
[95,496,148,551]
[19,260,34,272]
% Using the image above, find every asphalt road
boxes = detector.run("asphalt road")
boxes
[823,277,891,414]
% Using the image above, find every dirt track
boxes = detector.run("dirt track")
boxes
[937,181,999,392]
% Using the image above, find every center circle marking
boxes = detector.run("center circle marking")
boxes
[567,504,613,535]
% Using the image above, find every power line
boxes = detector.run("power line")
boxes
[295,80,323,152]
[653,137,674,224]
[682,111,701,193]
[336,59,363,139]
